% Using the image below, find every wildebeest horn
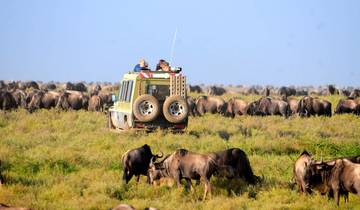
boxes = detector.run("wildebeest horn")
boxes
[156,151,163,158]
[149,156,156,167]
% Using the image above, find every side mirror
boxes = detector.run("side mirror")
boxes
[111,94,117,102]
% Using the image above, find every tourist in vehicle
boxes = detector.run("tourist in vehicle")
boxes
[155,59,171,72]
[134,59,149,72]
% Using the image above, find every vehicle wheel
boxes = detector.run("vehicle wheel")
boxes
[163,95,188,123]
[133,95,160,122]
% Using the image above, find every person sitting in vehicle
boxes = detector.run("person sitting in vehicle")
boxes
[134,59,149,72]
[155,59,171,72]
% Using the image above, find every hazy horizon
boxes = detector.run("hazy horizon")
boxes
[1,1,359,86]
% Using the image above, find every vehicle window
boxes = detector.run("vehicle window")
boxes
[147,85,169,101]
[126,80,133,102]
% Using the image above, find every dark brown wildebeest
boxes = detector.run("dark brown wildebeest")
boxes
[0,81,6,90]
[246,97,290,117]
[305,158,360,205]
[121,144,163,184]
[225,98,248,118]
[188,85,203,93]
[56,91,89,110]
[40,82,57,90]
[208,148,260,184]
[278,86,296,97]
[186,96,197,116]
[293,151,312,194]
[349,89,360,99]
[335,99,360,115]
[0,90,17,110]
[65,82,87,92]
[195,96,227,116]
[148,149,218,200]
[297,96,332,117]
[208,86,226,96]
[27,91,60,112]
[327,85,338,95]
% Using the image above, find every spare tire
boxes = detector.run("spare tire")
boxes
[163,95,189,123]
[133,95,160,122]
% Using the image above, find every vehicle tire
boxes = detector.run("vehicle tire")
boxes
[133,95,160,122]
[163,95,189,123]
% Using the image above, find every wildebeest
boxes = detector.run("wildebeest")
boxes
[305,158,360,205]
[0,81,6,90]
[208,86,226,96]
[40,82,57,90]
[286,98,298,115]
[246,97,290,117]
[225,98,248,118]
[186,96,197,116]
[88,95,102,112]
[278,86,296,97]
[11,89,27,109]
[112,204,135,210]
[208,148,259,184]
[327,85,338,95]
[56,91,89,110]
[121,144,163,184]
[148,149,218,200]
[0,90,17,110]
[293,151,312,194]
[196,96,227,116]
[188,85,203,93]
[27,90,60,112]
[334,99,360,115]
[349,89,360,99]
[65,82,87,92]
[297,96,332,117]
[0,203,31,210]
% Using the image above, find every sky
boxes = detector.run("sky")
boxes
[0,0,359,86]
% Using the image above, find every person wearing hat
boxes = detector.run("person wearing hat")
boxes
[133,58,149,72]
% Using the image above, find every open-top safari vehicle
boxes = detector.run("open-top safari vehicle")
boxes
[108,68,188,131]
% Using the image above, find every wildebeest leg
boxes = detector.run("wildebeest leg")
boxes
[334,189,340,206]
[185,178,194,192]
[123,169,133,184]
[173,173,181,188]
[344,191,349,203]
[136,175,140,183]
[203,179,211,201]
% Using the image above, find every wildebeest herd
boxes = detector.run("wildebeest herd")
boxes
[0,80,115,112]
[120,144,360,206]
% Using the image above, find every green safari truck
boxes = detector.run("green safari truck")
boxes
[108,69,188,131]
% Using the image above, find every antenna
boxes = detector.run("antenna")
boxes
[170,27,178,64]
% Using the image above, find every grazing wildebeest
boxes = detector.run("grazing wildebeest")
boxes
[121,144,163,184]
[297,96,332,117]
[56,91,89,110]
[208,148,259,184]
[349,89,360,99]
[148,149,218,200]
[208,86,226,96]
[305,158,360,205]
[225,98,248,118]
[188,85,203,93]
[334,99,360,115]
[293,151,312,194]
[112,204,136,210]
[195,96,227,116]
[186,96,197,116]
[0,90,17,110]
[246,97,290,117]
[27,91,60,112]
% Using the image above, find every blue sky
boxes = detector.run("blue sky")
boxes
[1,0,359,86]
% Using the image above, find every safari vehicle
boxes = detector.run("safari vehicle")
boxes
[108,69,188,131]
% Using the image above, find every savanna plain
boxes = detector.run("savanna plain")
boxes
[0,94,360,210]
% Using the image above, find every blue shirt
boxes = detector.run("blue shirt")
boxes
[133,64,142,72]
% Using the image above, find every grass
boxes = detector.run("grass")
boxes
[0,94,360,210]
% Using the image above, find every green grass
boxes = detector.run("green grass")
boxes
[0,97,360,210]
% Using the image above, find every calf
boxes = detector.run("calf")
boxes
[121,144,163,184]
